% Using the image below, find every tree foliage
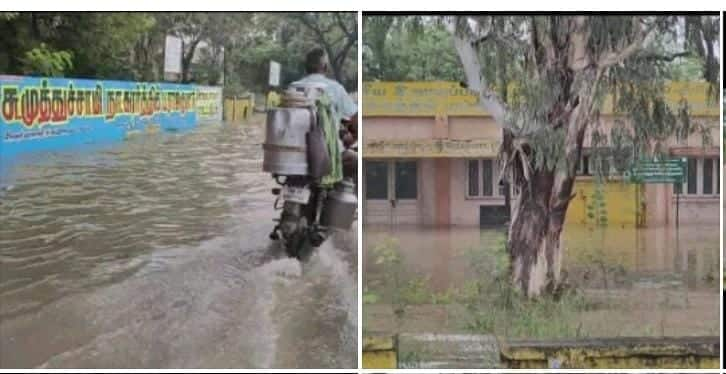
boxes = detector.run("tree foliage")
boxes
[20,43,73,77]
[290,12,358,85]
[0,12,358,93]
[447,15,719,297]
[363,17,464,81]
[224,12,358,95]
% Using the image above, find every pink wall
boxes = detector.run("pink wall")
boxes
[448,116,502,140]
[364,114,720,149]
[363,114,720,227]
[418,159,437,225]
[449,159,506,225]
[674,197,720,225]
[644,184,672,226]
[434,158,451,225]
[362,116,436,140]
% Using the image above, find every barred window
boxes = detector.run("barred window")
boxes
[466,159,504,198]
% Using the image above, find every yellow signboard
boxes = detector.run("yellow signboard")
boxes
[363,138,500,158]
[364,81,485,117]
[363,81,717,117]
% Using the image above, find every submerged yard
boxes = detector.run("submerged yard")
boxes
[363,224,720,340]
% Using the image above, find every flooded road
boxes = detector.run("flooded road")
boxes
[363,223,719,337]
[0,116,357,368]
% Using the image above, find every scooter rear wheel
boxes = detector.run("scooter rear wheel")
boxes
[284,230,309,260]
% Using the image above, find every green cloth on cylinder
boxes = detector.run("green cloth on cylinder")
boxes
[316,95,342,187]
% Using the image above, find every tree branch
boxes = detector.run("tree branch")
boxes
[568,16,592,70]
[334,13,355,38]
[452,30,508,124]
[637,51,691,62]
[295,14,335,59]
[332,34,356,81]
[597,17,656,68]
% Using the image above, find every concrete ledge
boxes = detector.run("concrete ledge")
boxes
[500,336,719,369]
[363,333,719,369]
[362,334,397,369]
[398,333,500,369]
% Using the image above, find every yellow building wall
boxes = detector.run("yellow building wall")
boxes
[565,179,641,226]
[363,81,718,117]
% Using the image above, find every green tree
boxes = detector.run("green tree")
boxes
[20,43,72,76]
[0,13,155,80]
[221,13,357,93]
[446,15,718,297]
[0,12,358,95]
[362,15,395,79]
[364,17,464,81]
[290,12,358,84]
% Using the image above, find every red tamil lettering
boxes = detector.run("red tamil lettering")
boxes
[22,90,39,127]
[76,91,84,116]
[38,87,51,123]
[1,88,17,122]
[67,89,75,116]
[51,90,66,122]
[122,91,130,114]
[143,90,153,116]
[106,92,115,120]
[93,86,103,115]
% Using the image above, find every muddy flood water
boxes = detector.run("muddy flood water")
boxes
[363,223,719,338]
[0,115,357,368]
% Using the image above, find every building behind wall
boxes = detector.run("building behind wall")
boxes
[362,81,720,227]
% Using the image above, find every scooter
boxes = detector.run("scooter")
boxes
[269,174,328,259]
[264,89,357,259]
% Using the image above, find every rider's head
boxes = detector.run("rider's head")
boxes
[305,47,329,75]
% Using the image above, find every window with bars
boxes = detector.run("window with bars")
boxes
[576,152,615,176]
[467,159,504,198]
[674,157,719,196]
[364,161,388,199]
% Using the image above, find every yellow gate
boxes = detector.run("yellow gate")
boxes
[223,95,254,123]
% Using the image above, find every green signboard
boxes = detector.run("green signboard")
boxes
[626,158,687,184]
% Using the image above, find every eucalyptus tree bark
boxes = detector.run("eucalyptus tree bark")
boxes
[452,16,652,297]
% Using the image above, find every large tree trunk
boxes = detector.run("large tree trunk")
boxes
[181,38,201,83]
[506,77,592,297]
[508,169,574,297]
[452,16,605,298]
[505,69,595,297]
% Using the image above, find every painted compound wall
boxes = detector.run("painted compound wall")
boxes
[0,75,222,160]
[565,179,641,226]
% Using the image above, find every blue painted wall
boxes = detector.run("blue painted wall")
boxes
[0,75,222,160]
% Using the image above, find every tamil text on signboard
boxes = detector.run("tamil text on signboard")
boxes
[0,75,222,156]
[627,158,686,184]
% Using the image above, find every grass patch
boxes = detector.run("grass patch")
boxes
[457,235,601,338]
[461,281,595,338]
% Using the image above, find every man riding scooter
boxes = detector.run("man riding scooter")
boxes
[263,48,358,258]
[292,47,358,183]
